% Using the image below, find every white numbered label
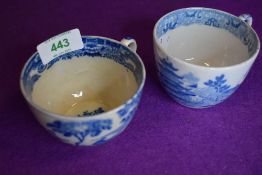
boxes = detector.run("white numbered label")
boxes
[37,29,84,65]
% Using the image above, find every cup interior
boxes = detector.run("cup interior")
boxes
[21,36,144,117]
[154,8,259,67]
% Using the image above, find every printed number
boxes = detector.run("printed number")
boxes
[57,41,63,49]
[51,43,57,52]
[51,39,70,52]
[63,39,70,47]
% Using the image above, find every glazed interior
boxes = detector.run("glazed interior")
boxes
[155,8,259,67]
[32,57,138,116]
[21,37,144,117]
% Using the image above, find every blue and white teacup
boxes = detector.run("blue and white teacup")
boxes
[20,36,146,146]
[153,7,260,108]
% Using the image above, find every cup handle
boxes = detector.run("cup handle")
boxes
[239,14,253,26]
[121,37,137,52]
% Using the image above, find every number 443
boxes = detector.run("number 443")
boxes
[51,39,70,52]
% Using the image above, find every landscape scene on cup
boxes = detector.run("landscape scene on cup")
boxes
[46,91,142,146]
[157,58,239,108]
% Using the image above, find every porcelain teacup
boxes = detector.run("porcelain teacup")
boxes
[153,7,260,108]
[20,36,146,146]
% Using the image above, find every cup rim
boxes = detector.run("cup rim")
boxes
[153,7,261,70]
[19,35,146,121]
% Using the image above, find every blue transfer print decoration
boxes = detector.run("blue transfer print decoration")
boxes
[117,91,141,124]
[46,119,112,145]
[22,37,143,97]
[205,18,219,27]
[156,8,258,56]
[77,107,105,117]
[93,91,142,145]
[157,58,238,108]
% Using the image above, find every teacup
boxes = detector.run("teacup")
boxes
[153,7,260,108]
[20,36,146,146]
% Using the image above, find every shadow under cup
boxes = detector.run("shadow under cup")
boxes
[154,8,260,108]
[20,36,145,146]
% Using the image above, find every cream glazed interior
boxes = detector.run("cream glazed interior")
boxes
[32,56,138,117]
[159,24,249,67]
